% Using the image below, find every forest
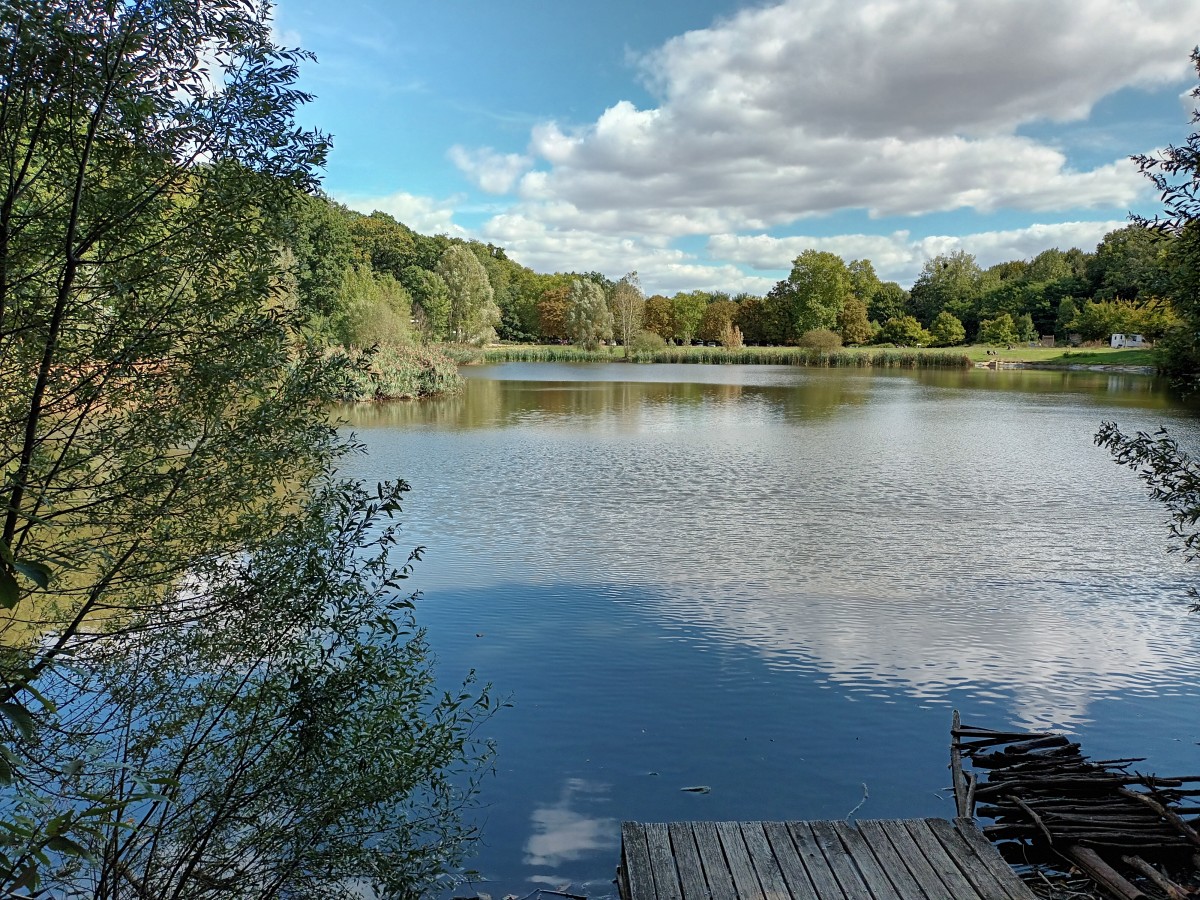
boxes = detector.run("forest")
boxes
[301,192,1188,382]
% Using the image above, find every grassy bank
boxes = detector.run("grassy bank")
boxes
[477,344,972,369]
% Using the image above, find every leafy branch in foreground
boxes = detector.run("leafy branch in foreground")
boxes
[1096,422,1200,610]
[0,0,496,895]
[3,478,495,899]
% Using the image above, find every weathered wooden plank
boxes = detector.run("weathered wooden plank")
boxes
[807,820,874,898]
[903,819,984,900]
[666,823,711,900]
[740,822,792,900]
[715,820,766,899]
[952,819,1038,900]
[868,819,957,900]
[786,821,848,900]
[762,821,820,900]
[644,822,684,900]
[925,818,1013,900]
[623,822,658,900]
[830,821,903,900]
[691,821,737,900]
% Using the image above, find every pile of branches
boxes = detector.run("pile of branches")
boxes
[952,717,1200,900]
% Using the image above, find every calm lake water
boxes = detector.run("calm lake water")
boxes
[338,363,1200,898]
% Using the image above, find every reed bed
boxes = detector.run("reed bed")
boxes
[479,345,971,369]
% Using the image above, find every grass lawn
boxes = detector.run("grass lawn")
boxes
[957,344,1158,366]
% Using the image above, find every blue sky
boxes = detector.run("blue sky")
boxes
[275,0,1200,293]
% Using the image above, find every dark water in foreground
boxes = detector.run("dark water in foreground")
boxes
[338,363,1200,897]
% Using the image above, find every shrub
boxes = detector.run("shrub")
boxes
[798,328,843,351]
[630,329,668,352]
[335,345,463,400]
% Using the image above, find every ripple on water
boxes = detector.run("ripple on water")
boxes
[338,364,1200,896]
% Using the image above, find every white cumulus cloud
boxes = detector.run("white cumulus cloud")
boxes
[342,191,466,236]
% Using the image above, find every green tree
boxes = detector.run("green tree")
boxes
[929,311,966,346]
[837,297,873,345]
[330,265,412,348]
[978,313,1020,345]
[609,272,645,356]
[1088,225,1172,302]
[766,250,851,343]
[436,245,500,344]
[566,278,613,350]
[735,296,778,345]
[908,251,983,327]
[287,193,356,319]
[1056,297,1080,339]
[1133,48,1200,381]
[1016,312,1037,342]
[669,291,709,345]
[878,315,932,346]
[847,258,882,307]
[869,281,909,325]
[0,1,490,893]
[405,265,451,340]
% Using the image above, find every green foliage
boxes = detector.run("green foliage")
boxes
[1096,422,1200,609]
[609,273,645,355]
[669,291,708,345]
[798,328,843,351]
[0,0,485,893]
[978,313,1020,345]
[868,281,909,325]
[767,250,851,342]
[837,297,873,345]
[1088,225,1173,302]
[337,345,463,400]
[6,480,493,897]
[287,193,356,317]
[1068,299,1177,342]
[629,329,667,352]
[878,315,932,346]
[566,279,614,350]
[405,266,452,340]
[929,311,966,347]
[1016,312,1037,342]
[908,251,982,327]
[327,265,412,349]
[436,245,500,345]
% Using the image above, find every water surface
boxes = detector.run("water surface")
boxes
[338,363,1200,897]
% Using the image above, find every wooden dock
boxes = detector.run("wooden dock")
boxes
[618,817,1037,900]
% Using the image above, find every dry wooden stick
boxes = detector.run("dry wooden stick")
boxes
[1118,787,1200,849]
[1065,846,1147,900]
[1121,855,1189,900]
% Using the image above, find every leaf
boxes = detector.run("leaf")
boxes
[46,834,88,856]
[0,702,35,740]
[0,569,17,609]
[0,753,11,785]
[13,559,50,589]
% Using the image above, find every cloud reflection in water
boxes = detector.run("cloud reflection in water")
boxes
[523,779,618,871]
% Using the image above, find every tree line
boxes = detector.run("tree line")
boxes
[300,195,1185,357]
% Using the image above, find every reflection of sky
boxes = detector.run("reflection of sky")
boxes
[343,365,1200,732]
[523,779,618,872]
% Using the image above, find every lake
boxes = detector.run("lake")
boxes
[338,362,1200,898]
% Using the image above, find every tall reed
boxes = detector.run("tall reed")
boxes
[479,344,971,369]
